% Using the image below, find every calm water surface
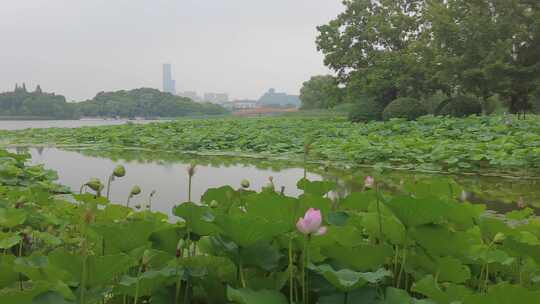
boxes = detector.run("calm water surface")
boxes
[9,147,540,215]
[0,119,165,131]
[22,148,322,215]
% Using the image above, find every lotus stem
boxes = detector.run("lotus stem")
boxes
[375,183,383,242]
[106,174,113,200]
[289,237,294,304]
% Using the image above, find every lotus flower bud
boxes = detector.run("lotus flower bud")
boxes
[142,249,152,266]
[240,179,250,189]
[86,178,104,192]
[130,185,142,197]
[296,208,327,236]
[187,163,197,178]
[364,176,374,189]
[210,200,219,208]
[516,197,526,209]
[150,190,156,197]
[493,232,506,244]
[113,165,126,178]
[145,204,151,209]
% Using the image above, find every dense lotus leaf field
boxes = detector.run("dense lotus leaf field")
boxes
[2,115,540,176]
[1,148,540,303]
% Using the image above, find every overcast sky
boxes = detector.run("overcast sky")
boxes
[0,0,343,101]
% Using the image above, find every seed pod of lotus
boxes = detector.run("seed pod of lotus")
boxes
[142,249,152,266]
[113,165,126,178]
[130,185,142,197]
[134,204,141,210]
[240,179,250,189]
[86,178,104,192]
[145,204,151,209]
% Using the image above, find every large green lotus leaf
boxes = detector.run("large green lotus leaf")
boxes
[0,281,51,304]
[240,242,282,271]
[34,231,62,246]
[381,287,434,304]
[244,191,298,230]
[214,213,287,247]
[32,291,75,304]
[360,212,406,244]
[434,256,471,284]
[14,255,68,283]
[469,245,514,265]
[0,207,27,228]
[339,191,377,212]
[297,178,336,196]
[444,202,484,230]
[149,227,184,256]
[48,249,133,288]
[478,217,516,241]
[0,232,22,249]
[226,286,288,304]
[383,196,449,228]
[312,264,391,292]
[463,283,540,303]
[412,275,472,304]
[95,204,131,222]
[320,225,365,247]
[116,267,177,297]
[402,179,463,200]
[318,287,378,304]
[503,237,540,263]
[180,255,236,283]
[91,220,157,254]
[201,185,237,207]
[411,225,480,258]
[0,255,18,288]
[246,269,289,291]
[322,243,393,272]
[172,202,216,236]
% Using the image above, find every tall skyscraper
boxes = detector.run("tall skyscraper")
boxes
[162,63,176,94]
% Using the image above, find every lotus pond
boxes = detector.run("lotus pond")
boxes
[2,144,540,303]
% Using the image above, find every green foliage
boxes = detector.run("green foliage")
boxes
[437,96,482,117]
[1,147,540,303]
[0,86,77,119]
[348,95,384,122]
[4,115,540,175]
[300,75,343,109]
[382,97,428,121]
[317,0,540,114]
[77,88,228,118]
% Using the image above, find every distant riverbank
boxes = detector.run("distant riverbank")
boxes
[0,119,167,131]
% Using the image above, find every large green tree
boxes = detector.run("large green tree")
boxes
[317,0,540,116]
[299,75,343,109]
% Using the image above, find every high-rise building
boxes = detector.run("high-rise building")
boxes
[162,63,176,94]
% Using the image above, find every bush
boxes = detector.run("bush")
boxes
[436,95,482,117]
[382,97,428,120]
[348,96,384,122]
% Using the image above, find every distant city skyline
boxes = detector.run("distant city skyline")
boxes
[0,1,343,101]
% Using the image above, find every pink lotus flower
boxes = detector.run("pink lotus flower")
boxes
[364,176,375,188]
[296,208,327,236]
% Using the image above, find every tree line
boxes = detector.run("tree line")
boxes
[0,86,229,120]
[300,0,540,120]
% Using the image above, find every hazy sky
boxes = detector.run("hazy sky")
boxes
[0,0,343,101]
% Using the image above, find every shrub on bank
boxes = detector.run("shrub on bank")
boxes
[348,96,384,122]
[437,95,482,117]
[382,97,428,120]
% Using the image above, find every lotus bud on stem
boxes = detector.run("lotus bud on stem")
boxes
[127,185,141,207]
[106,165,126,200]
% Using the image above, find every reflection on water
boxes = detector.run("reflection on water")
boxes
[10,147,540,215]
[21,148,322,215]
[0,119,166,131]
